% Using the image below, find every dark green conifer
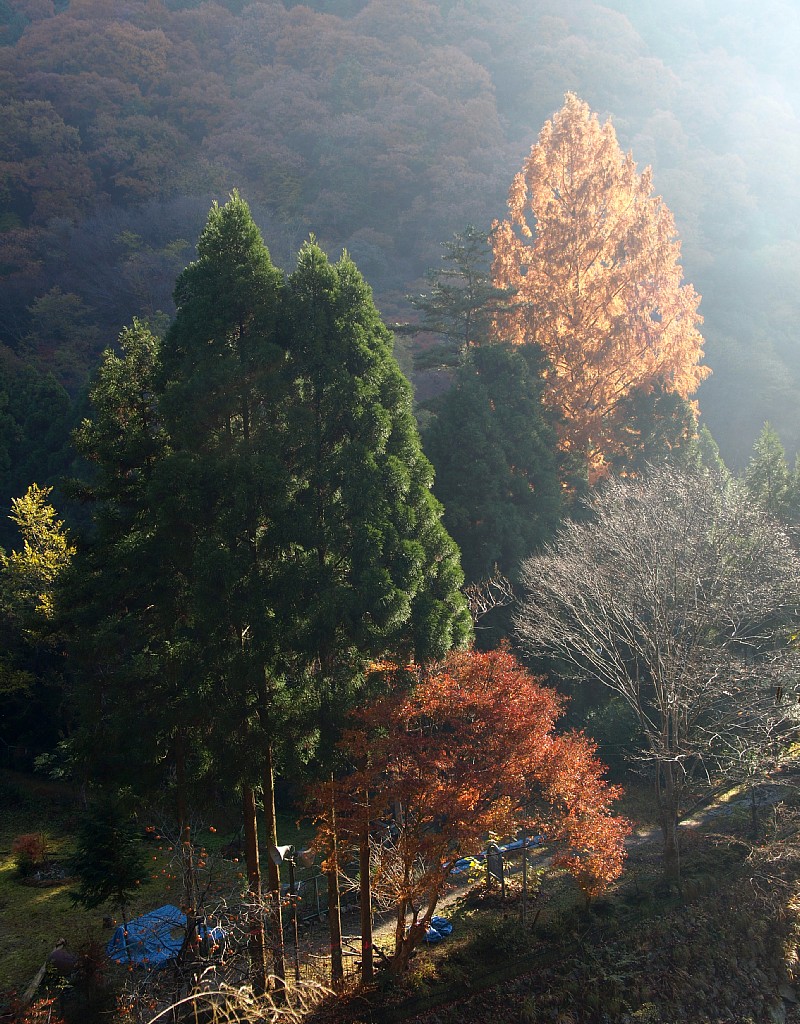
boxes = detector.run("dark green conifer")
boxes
[745,422,791,519]
[71,800,147,927]
[280,240,471,742]
[158,194,291,988]
[423,342,562,584]
[606,383,700,477]
[406,225,516,371]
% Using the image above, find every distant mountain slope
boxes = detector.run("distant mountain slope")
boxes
[0,0,798,469]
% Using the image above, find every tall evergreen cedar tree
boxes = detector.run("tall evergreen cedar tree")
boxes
[492,94,709,480]
[280,240,472,741]
[423,342,562,584]
[158,192,291,790]
[73,195,471,988]
[70,322,194,794]
[158,194,291,989]
[279,239,471,988]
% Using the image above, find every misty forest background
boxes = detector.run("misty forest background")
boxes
[3,1,800,1016]
[2,0,800,557]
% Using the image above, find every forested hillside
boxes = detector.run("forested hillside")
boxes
[4,9,800,1015]
[1,0,799,512]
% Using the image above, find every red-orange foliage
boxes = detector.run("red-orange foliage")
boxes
[492,94,709,479]
[11,832,47,875]
[2,995,66,1024]
[315,648,629,969]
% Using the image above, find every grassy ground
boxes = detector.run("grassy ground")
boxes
[0,772,97,993]
[310,782,800,1023]
[388,826,800,1024]
[0,770,314,999]
[8,768,800,1023]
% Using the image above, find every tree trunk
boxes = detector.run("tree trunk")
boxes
[242,784,267,995]
[175,730,197,958]
[327,865,344,988]
[657,761,681,883]
[393,852,413,960]
[392,921,424,974]
[327,777,344,989]
[262,744,286,991]
[394,900,406,966]
[391,875,442,973]
[359,800,373,985]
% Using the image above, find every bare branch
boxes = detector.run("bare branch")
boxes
[515,465,800,870]
[463,567,516,624]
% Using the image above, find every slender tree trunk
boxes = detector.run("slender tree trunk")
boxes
[393,860,412,971]
[657,760,681,883]
[359,795,373,985]
[394,898,407,964]
[242,785,267,995]
[750,784,760,840]
[327,868,344,988]
[262,743,286,991]
[327,776,344,988]
[175,730,197,957]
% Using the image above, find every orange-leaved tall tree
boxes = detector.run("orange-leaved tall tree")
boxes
[314,648,629,973]
[491,93,708,479]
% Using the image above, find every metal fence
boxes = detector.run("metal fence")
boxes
[274,872,362,989]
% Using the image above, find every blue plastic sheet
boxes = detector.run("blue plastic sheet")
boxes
[422,915,453,942]
[106,905,224,967]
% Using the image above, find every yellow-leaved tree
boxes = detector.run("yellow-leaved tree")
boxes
[492,94,709,479]
[0,484,74,740]
[2,484,74,623]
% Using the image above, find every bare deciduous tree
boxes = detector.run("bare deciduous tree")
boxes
[463,566,516,624]
[515,466,800,880]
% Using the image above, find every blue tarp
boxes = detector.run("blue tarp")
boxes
[451,856,480,875]
[106,905,225,967]
[423,916,453,943]
[496,835,545,853]
[107,904,185,966]
[451,835,545,875]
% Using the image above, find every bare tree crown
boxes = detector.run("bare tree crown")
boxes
[515,466,800,829]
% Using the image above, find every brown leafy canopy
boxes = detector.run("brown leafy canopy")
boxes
[491,93,708,479]
[314,649,629,967]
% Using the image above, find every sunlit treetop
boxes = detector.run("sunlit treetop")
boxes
[492,93,709,480]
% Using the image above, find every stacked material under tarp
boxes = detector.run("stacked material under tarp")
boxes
[106,904,186,966]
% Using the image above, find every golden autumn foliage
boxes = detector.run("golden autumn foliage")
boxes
[492,94,709,479]
[2,484,74,620]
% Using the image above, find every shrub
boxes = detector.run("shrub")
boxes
[11,833,47,877]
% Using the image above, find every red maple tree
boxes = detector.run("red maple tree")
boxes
[314,648,629,972]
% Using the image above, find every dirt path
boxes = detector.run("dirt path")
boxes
[295,778,799,976]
